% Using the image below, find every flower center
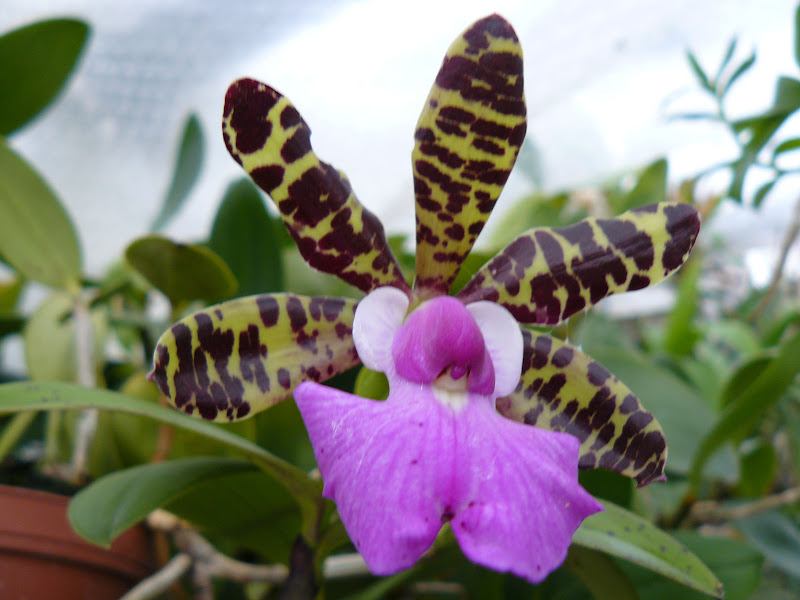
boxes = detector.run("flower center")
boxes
[391,296,495,397]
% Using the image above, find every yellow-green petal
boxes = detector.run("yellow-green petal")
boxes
[458,202,701,325]
[412,14,526,297]
[498,329,667,486]
[149,294,359,422]
[222,78,409,296]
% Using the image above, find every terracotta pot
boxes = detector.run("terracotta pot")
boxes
[0,484,154,599]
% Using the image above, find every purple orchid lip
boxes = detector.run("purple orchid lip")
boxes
[392,296,495,396]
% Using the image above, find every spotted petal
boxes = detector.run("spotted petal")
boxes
[295,377,601,582]
[223,79,410,295]
[149,294,359,421]
[458,202,701,325]
[497,329,667,486]
[413,14,526,297]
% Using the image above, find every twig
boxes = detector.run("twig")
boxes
[135,510,371,600]
[690,485,800,523]
[118,553,192,600]
[69,294,98,482]
[749,194,800,323]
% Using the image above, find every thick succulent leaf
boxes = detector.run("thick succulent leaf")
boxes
[496,329,667,486]
[412,14,526,297]
[222,78,409,295]
[149,294,359,422]
[458,202,700,325]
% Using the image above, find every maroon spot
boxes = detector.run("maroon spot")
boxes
[335,322,351,340]
[322,298,346,321]
[444,223,465,241]
[285,296,307,333]
[418,141,466,169]
[257,296,280,327]
[280,105,302,128]
[238,325,270,393]
[250,165,285,193]
[619,394,638,414]
[439,106,476,124]
[278,368,291,389]
[587,362,610,387]
[552,346,574,368]
[628,274,650,290]
[225,79,279,155]
[415,159,450,184]
[598,218,654,270]
[663,204,701,272]
[471,118,512,139]
[414,127,436,142]
[472,137,504,155]
[468,222,483,235]
[281,127,312,163]
[538,373,566,403]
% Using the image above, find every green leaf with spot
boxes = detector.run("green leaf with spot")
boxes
[620,532,763,600]
[690,329,800,488]
[125,235,237,305]
[573,501,722,598]
[0,381,321,535]
[150,114,204,231]
[0,18,89,135]
[208,178,284,296]
[0,141,82,288]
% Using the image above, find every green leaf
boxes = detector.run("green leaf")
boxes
[573,501,722,598]
[717,353,774,410]
[690,329,800,488]
[620,532,763,600]
[735,511,800,579]
[68,457,258,546]
[795,4,800,70]
[719,51,755,98]
[0,19,89,135]
[713,38,738,88]
[618,159,668,212]
[0,141,82,288]
[353,366,389,401]
[0,277,23,314]
[125,235,237,305]
[773,136,800,156]
[208,178,284,296]
[0,381,321,530]
[565,546,639,600]
[150,114,204,231]
[662,256,701,356]
[737,441,777,497]
[753,180,776,208]
[686,51,713,92]
[23,292,106,382]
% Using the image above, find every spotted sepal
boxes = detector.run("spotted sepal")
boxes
[149,294,360,422]
[458,202,700,325]
[223,79,410,296]
[497,329,667,486]
[412,14,526,298]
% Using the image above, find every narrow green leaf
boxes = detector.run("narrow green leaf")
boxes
[737,441,777,497]
[0,18,89,135]
[0,277,23,314]
[565,545,639,600]
[620,532,763,600]
[0,411,37,462]
[150,114,204,231]
[717,353,774,410]
[208,178,284,296]
[795,4,800,70]
[573,501,722,598]
[68,457,258,546]
[662,256,701,356]
[0,381,321,526]
[125,235,237,305]
[686,51,713,92]
[720,52,756,98]
[735,511,800,579]
[713,38,738,89]
[753,180,776,208]
[690,329,800,488]
[0,141,82,288]
[773,136,800,156]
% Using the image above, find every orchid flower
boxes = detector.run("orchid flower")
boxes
[150,14,700,583]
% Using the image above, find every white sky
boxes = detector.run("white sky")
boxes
[4,0,800,277]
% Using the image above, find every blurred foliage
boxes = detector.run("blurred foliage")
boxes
[2,7,800,600]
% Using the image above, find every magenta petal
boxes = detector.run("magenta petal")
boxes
[295,378,602,582]
[294,380,449,573]
[449,399,603,582]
